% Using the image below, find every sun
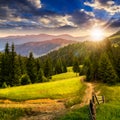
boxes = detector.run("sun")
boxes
[90,27,105,41]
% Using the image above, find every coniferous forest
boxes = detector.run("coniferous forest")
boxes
[0,37,120,88]
[0,43,67,88]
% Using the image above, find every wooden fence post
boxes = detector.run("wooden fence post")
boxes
[102,95,105,103]
[89,100,96,120]
[95,94,100,105]
[92,95,95,104]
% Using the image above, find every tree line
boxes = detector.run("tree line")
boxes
[41,38,120,85]
[73,39,120,85]
[0,43,67,88]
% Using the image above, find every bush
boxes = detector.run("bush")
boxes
[20,74,31,85]
[2,82,7,88]
[42,76,49,82]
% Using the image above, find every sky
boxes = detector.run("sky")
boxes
[0,0,120,37]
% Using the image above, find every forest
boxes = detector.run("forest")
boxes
[0,36,120,88]
[0,43,67,87]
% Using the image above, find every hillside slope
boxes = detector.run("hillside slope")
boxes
[40,30,120,66]
[15,38,76,57]
[0,34,86,50]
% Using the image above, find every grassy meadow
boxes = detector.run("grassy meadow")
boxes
[0,69,86,120]
[0,77,83,101]
[0,67,120,120]
[0,71,84,101]
[59,84,120,120]
[95,84,120,120]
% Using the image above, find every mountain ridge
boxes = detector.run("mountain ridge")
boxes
[0,33,87,49]
[14,38,77,57]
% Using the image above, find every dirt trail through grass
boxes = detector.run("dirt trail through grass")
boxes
[0,82,95,120]
[71,82,94,109]
[0,99,66,120]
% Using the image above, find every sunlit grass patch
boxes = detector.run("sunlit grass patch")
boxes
[0,77,83,101]
[51,72,77,81]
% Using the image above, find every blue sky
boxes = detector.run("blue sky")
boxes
[0,0,120,37]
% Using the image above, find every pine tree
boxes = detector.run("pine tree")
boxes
[26,52,37,83]
[9,43,21,86]
[73,57,80,76]
[44,57,52,79]
[0,43,10,86]
[5,42,9,54]
[18,55,26,75]
[20,74,31,85]
[98,53,118,84]
[115,55,120,80]
[62,60,67,73]
[36,59,41,76]
[80,57,93,81]
[55,58,63,74]
[37,68,48,82]
[10,43,16,86]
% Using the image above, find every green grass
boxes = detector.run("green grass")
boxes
[67,66,83,72]
[67,67,73,72]
[0,70,86,119]
[0,76,84,101]
[59,83,120,120]
[51,72,77,81]
[58,106,89,120]
[0,108,25,120]
[96,103,120,120]
[96,84,120,104]
[95,84,120,120]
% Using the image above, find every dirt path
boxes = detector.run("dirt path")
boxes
[71,82,94,109]
[0,82,95,120]
[19,82,95,119]
[0,99,66,120]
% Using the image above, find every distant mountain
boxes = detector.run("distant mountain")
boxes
[15,38,76,57]
[40,31,120,66]
[0,34,87,50]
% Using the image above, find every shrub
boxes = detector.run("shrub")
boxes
[20,74,31,85]
[2,82,7,88]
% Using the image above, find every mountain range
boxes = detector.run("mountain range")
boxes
[0,34,87,48]
[0,34,87,57]
[15,38,76,57]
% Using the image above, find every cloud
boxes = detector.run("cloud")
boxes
[28,0,41,8]
[110,19,120,27]
[39,15,76,28]
[84,0,120,15]
[69,10,94,27]
[0,0,119,36]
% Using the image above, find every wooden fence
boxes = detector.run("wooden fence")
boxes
[88,92,105,120]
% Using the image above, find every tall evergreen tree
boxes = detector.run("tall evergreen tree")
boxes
[9,43,21,86]
[62,59,67,73]
[73,57,80,76]
[26,52,37,83]
[44,57,52,79]
[36,68,48,82]
[18,55,26,75]
[55,58,63,74]
[80,57,93,81]
[98,53,118,84]
[36,59,41,76]
[0,43,10,86]
[5,42,9,54]
[114,55,120,80]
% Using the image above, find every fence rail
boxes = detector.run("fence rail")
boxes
[88,92,105,120]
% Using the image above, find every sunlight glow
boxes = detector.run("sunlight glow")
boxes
[90,27,105,41]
